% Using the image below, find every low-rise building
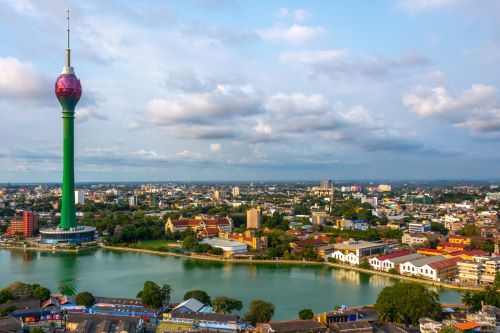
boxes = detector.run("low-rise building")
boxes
[257,320,327,333]
[165,215,233,237]
[400,256,460,281]
[401,233,429,246]
[327,240,387,265]
[66,312,144,333]
[219,231,268,251]
[331,321,373,333]
[163,310,244,331]
[200,237,247,256]
[369,251,424,272]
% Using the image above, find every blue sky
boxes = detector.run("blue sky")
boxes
[0,0,499,182]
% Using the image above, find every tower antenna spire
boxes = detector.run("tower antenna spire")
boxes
[66,10,71,67]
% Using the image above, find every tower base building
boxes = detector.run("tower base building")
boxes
[39,226,96,244]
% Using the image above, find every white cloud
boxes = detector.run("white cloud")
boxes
[0,57,47,99]
[146,84,263,126]
[257,24,326,45]
[403,84,496,117]
[403,84,500,134]
[210,143,221,152]
[0,0,35,14]
[396,0,457,12]
[75,107,109,122]
[280,49,429,78]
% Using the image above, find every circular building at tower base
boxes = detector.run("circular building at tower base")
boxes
[39,226,96,244]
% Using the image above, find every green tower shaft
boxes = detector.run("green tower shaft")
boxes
[55,11,81,231]
[60,109,76,230]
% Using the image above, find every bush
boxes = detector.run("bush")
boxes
[244,300,275,324]
[75,292,96,307]
[358,261,371,269]
[298,308,314,320]
[388,268,398,275]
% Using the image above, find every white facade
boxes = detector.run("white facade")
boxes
[75,190,85,205]
[128,195,138,206]
[231,187,240,196]
[369,253,424,272]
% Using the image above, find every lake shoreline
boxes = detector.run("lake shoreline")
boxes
[102,245,482,292]
[0,244,483,292]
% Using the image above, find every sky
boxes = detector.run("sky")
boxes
[0,0,499,182]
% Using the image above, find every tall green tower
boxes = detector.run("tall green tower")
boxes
[55,11,82,231]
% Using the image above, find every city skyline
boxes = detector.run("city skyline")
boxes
[0,0,499,182]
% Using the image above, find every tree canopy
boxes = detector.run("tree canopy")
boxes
[244,300,275,324]
[212,296,243,314]
[75,292,96,307]
[136,281,172,308]
[183,290,211,305]
[375,282,440,325]
[298,308,314,320]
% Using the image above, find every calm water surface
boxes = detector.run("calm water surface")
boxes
[0,248,462,320]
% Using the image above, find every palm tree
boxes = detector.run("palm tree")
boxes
[461,291,474,310]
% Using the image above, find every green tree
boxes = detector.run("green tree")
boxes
[183,236,199,250]
[375,282,440,325]
[481,241,495,254]
[210,248,223,255]
[184,290,211,305]
[212,296,243,314]
[483,286,499,307]
[298,308,314,320]
[461,292,474,310]
[136,281,172,308]
[358,261,371,269]
[0,289,13,304]
[30,285,51,301]
[75,292,96,307]
[494,272,500,289]
[388,268,398,275]
[7,281,31,298]
[244,300,275,324]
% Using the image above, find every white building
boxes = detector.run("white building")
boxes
[128,195,138,206]
[327,240,387,265]
[400,256,460,281]
[75,190,85,205]
[200,237,247,255]
[369,252,424,272]
[231,186,240,197]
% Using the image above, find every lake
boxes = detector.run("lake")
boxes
[0,248,463,320]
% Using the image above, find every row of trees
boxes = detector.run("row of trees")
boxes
[136,281,274,324]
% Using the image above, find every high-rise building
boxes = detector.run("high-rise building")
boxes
[75,190,85,205]
[128,195,138,206]
[213,189,226,200]
[320,180,333,189]
[231,186,240,197]
[247,208,261,229]
[7,211,37,237]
